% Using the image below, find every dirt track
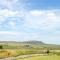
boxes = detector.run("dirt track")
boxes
[0,54,47,60]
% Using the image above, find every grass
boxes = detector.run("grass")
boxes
[0,49,60,59]
[17,55,60,60]
[0,49,47,58]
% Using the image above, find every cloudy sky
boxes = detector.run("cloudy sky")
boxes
[0,0,60,44]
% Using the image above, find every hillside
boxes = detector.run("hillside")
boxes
[20,40,45,45]
[0,40,60,49]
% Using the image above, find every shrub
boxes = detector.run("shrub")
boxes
[0,45,3,49]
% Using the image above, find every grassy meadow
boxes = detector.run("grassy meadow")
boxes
[0,41,60,60]
[16,56,60,60]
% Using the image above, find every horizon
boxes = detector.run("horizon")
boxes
[0,0,60,45]
[0,40,60,45]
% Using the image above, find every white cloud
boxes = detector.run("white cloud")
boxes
[0,31,17,35]
[0,0,25,21]
[0,31,25,35]
[0,0,60,44]
[24,10,60,31]
[0,9,18,16]
[0,9,24,24]
[9,21,15,26]
[0,0,18,10]
[30,10,45,16]
[0,0,27,11]
[0,31,39,39]
[0,9,60,32]
[0,9,16,25]
[0,0,27,30]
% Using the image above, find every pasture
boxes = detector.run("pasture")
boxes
[0,41,60,60]
[17,55,60,60]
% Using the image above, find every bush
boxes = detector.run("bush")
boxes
[46,50,50,54]
[0,45,3,49]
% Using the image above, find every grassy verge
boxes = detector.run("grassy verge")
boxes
[16,55,60,60]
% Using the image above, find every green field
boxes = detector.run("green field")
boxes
[0,41,60,60]
[17,56,60,60]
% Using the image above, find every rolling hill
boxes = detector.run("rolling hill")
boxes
[0,40,60,49]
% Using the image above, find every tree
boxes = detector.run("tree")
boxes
[46,50,50,54]
[24,45,30,47]
[0,45,3,49]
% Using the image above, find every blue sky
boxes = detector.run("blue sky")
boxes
[0,0,60,44]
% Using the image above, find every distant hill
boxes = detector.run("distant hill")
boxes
[0,40,60,49]
[21,40,45,45]
[0,40,45,45]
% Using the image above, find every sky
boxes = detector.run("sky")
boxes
[0,0,60,44]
